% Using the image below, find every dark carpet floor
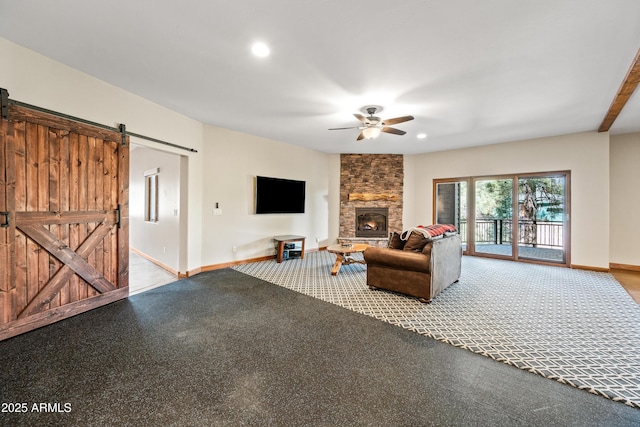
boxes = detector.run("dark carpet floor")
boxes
[1,269,639,426]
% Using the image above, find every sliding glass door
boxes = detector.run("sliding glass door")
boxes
[517,175,567,263]
[474,178,513,257]
[434,171,570,266]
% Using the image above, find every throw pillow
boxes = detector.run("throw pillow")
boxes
[388,232,405,249]
[403,231,429,252]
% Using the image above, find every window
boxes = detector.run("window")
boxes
[144,168,159,223]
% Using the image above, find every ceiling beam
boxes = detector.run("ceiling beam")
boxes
[598,48,640,132]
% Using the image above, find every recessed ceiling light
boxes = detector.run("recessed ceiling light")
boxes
[251,42,270,58]
[417,133,427,139]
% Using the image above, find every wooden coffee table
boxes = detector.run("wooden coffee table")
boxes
[326,243,369,275]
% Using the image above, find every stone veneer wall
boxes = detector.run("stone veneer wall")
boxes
[339,154,403,238]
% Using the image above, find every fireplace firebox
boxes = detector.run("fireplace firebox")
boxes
[355,208,389,238]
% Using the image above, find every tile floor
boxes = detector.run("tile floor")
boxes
[128,251,177,295]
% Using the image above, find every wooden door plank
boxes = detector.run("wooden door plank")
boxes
[77,134,89,300]
[94,139,105,293]
[36,125,50,308]
[102,141,113,285]
[6,122,16,293]
[117,137,129,290]
[59,131,71,305]
[25,122,39,310]
[18,221,115,318]
[48,129,61,309]
[0,118,10,323]
[12,121,27,319]
[86,137,97,298]
[68,132,80,303]
[109,140,119,286]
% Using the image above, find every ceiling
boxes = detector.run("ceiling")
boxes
[1,0,639,154]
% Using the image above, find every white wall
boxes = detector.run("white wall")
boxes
[407,131,611,269]
[130,146,182,271]
[201,125,338,266]
[610,132,640,266]
[1,37,205,273]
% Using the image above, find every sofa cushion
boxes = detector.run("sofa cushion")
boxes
[403,231,429,252]
[364,247,430,273]
[388,232,405,249]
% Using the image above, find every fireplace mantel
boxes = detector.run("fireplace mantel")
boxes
[349,193,399,202]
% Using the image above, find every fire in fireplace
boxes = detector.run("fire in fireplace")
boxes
[355,207,389,238]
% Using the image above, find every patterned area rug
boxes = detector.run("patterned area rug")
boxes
[232,252,640,408]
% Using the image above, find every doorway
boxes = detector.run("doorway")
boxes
[128,142,186,293]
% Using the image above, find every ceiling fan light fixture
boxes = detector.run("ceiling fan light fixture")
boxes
[362,127,382,139]
[328,106,414,141]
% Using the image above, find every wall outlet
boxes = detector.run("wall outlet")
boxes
[163,247,166,254]
[316,236,320,243]
[213,209,223,216]
[232,246,237,253]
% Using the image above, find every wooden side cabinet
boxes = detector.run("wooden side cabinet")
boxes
[274,235,306,263]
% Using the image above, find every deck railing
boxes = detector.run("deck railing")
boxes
[459,219,563,248]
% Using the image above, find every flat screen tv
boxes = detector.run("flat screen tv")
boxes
[255,176,306,214]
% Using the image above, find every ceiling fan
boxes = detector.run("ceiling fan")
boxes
[329,106,414,141]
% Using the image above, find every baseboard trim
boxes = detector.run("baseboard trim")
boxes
[201,255,276,272]
[571,264,609,272]
[130,247,179,276]
[610,263,640,272]
[185,267,201,277]
[198,248,326,273]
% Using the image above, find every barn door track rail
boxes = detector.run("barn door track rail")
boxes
[0,87,198,153]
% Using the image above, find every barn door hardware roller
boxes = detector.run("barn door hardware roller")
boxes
[0,212,8,228]
[1,88,9,120]
[119,123,127,147]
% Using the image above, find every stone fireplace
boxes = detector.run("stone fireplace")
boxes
[339,154,403,246]
[355,207,388,238]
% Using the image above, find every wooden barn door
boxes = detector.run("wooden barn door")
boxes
[0,104,129,340]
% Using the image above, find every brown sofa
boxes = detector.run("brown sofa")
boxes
[364,233,462,303]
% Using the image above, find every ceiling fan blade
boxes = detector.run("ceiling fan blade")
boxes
[328,126,360,130]
[356,131,366,141]
[354,114,368,123]
[382,126,406,136]
[383,115,414,126]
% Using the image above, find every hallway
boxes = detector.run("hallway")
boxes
[129,251,177,295]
